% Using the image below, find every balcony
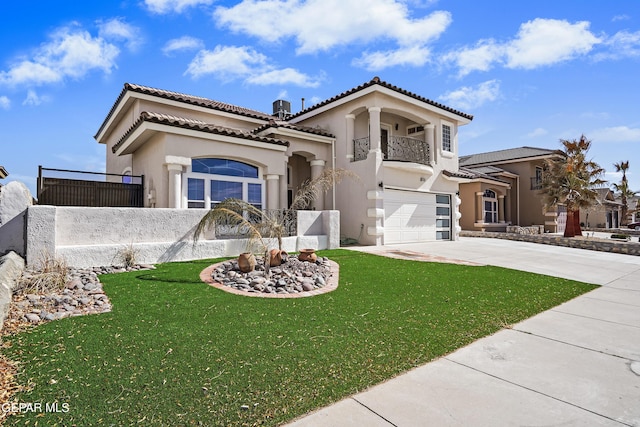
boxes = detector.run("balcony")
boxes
[353,136,430,165]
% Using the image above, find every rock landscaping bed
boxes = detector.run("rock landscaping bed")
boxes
[202,255,339,298]
[2,265,155,336]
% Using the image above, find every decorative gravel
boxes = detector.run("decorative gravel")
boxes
[206,255,337,296]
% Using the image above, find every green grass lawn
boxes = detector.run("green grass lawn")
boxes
[4,249,596,426]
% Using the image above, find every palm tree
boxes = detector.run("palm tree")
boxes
[612,161,636,227]
[193,168,357,256]
[541,135,606,237]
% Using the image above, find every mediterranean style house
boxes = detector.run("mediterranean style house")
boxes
[457,147,566,233]
[579,187,623,229]
[94,77,473,246]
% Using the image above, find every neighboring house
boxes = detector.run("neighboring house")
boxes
[579,187,622,229]
[457,147,565,233]
[0,166,7,189]
[94,77,473,246]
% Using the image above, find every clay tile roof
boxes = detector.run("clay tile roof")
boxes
[253,119,335,138]
[288,76,474,121]
[445,167,510,184]
[460,146,564,166]
[96,83,274,139]
[112,111,289,154]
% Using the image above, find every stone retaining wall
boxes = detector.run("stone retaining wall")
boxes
[460,231,640,256]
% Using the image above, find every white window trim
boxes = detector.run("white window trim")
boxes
[440,120,455,158]
[183,164,265,209]
[483,189,498,223]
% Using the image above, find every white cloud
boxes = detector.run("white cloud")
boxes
[353,45,432,71]
[590,126,640,143]
[144,0,214,14]
[246,68,322,87]
[98,18,143,52]
[22,90,50,106]
[612,14,630,22]
[505,18,601,69]
[525,127,548,138]
[0,24,119,87]
[597,30,640,60]
[0,96,10,109]
[185,45,322,87]
[186,45,268,80]
[162,36,204,56]
[443,39,503,77]
[439,79,500,110]
[447,18,601,75]
[214,0,451,61]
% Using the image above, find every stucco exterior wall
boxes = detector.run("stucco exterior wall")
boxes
[19,206,339,268]
[495,161,546,227]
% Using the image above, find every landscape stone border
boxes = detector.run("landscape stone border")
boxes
[200,259,340,298]
[460,230,640,256]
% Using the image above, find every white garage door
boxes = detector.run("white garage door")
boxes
[384,190,437,244]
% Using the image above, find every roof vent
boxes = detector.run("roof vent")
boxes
[272,100,291,120]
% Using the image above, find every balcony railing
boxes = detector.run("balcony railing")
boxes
[353,136,430,165]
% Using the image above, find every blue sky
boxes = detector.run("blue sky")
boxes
[1,0,639,197]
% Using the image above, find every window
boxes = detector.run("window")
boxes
[531,166,543,190]
[407,125,424,135]
[483,189,498,223]
[184,158,264,209]
[442,123,452,152]
[188,178,205,208]
[436,194,451,240]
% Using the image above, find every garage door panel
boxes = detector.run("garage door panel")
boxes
[384,190,437,244]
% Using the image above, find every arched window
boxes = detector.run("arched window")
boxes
[483,189,498,223]
[185,158,263,209]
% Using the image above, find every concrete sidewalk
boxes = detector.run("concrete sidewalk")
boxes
[284,237,640,426]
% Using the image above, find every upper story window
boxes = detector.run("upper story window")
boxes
[407,125,424,135]
[442,123,452,152]
[531,166,543,190]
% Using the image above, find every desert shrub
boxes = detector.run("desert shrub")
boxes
[14,251,68,295]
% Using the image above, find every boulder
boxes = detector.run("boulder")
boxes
[0,181,33,226]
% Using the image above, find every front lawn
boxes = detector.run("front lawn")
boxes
[4,249,596,426]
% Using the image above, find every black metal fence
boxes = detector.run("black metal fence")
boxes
[37,166,144,207]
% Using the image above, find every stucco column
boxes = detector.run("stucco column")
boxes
[498,195,505,223]
[310,159,325,210]
[424,124,436,165]
[368,107,382,154]
[164,156,190,209]
[266,174,279,210]
[475,191,484,223]
[345,114,355,161]
[167,164,183,209]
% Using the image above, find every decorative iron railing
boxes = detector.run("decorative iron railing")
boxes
[353,137,370,161]
[386,136,430,165]
[352,136,430,165]
[214,208,298,240]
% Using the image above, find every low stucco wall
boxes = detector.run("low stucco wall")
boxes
[461,230,640,256]
[17,206,339,268]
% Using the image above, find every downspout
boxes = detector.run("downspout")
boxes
[332,138,336,210]
[516,175,520,225]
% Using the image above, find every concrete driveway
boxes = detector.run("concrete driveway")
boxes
[285,237,640,426]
